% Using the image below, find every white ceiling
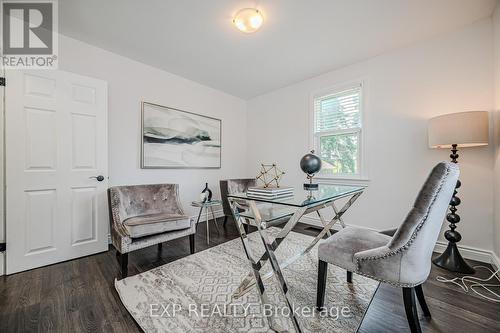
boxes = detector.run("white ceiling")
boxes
[60,0,498,99]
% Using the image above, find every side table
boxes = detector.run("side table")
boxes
[191,200,223,244]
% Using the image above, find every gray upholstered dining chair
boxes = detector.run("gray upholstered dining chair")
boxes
[108,184,195,279]
[316,162,459,333]
[220,178,257,230]
[220,178,291,231]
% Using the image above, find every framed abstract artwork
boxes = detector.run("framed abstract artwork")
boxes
[141,101,222,168]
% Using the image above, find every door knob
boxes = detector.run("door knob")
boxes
[90,175,105,182]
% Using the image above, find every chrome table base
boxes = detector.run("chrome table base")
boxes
[228,191,362,333]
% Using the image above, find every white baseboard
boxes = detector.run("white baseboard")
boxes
[300,215,500,268]
[433,241,499,268]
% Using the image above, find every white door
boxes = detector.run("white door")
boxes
[5,69,108,274]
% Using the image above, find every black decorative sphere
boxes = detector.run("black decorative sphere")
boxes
[300,151,322,176]
[444,229,462,243]
[446,213,460,224]
[450,196,461,206]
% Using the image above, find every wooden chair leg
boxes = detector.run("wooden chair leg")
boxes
[189,234,195,254]
[347,271,353,283]
[223,215,228,227]
[415,284,431,318]
[403,287,422,333]
[316,260,328,310]
[121,253,129,279]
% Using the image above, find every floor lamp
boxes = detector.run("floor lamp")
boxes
[428,111,489,274]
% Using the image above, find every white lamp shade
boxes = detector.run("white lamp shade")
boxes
[428,111,489,148]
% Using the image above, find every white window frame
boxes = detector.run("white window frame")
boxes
[309,81,367,181]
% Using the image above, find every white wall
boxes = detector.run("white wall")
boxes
[59,35,248,218]
[247,19,495,252]
[493,3,500,260]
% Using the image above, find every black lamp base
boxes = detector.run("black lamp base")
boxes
[432,144,475,275]
[433,242,475,274]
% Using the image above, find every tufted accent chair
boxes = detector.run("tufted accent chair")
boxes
[316,162,459,333]
[108,184,195,278]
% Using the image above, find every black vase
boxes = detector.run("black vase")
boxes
[201,183,212,203]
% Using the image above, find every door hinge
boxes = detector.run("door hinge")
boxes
[0,243,5,252]
[0,77,5,86]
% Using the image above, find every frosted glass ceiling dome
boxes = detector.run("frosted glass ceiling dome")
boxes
[233,8,264,33]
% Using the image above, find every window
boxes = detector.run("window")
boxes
[313,84,362,178]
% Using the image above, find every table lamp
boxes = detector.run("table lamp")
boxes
[428,111,489,274]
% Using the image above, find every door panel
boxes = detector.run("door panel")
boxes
[71,186,97,245]
[25,189,56,254]
[71,113,97,169]
[71,84,96,104]
[25,107,57,170]
[6,69,108,274]
[24,74,56,98]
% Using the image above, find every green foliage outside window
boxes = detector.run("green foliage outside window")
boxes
[319,133,358,174]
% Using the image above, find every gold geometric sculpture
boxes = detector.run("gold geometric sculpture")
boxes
[256,163,285,188]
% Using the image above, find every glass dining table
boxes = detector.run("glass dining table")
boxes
[227,184,365,333]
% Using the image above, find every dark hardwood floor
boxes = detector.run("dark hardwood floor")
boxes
[1,219,499,332]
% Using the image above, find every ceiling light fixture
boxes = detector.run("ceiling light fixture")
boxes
[233,8,263,33]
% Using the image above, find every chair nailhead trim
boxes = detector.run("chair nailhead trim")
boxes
[354,165,454,287]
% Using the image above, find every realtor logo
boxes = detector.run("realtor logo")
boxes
[1,0,58,68]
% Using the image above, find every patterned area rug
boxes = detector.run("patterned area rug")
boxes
[115,229,379,332]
